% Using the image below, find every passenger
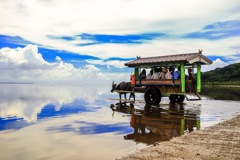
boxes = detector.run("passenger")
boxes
[139,69,146,80]
[186,68,194,92]
[151,68,160,79]
[173,67,180,79]
[130,74,135,85]
[159,67,165,79]
[160,67,167,79]
[146,70,153,79]
[186,68,193,81]
[165,67,173,79]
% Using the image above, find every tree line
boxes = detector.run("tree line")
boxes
[201,62,240,85]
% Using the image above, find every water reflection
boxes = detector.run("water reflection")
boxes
[46,121,132,135]
[1,84,240,160]
[111,102,200,145]
[0,84,139,160]
[0,84,106,131]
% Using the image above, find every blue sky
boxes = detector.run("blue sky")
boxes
[0,0,240,83]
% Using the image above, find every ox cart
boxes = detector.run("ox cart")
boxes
[112,50,212,104]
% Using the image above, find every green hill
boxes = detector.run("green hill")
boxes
[201,62,240,85]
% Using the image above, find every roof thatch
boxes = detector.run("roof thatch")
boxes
[124,52,212,67]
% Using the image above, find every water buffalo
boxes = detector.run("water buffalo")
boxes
[111,81,135,101]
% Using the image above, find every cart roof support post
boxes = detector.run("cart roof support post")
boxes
[180,63,185,92]
[134,67,139,81]
[197,64,201,92]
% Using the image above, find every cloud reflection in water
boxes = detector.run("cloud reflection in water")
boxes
[0,84,111,131]
[46,121,132,135]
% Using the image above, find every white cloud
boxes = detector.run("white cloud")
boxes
[70,36,240,60]
[55,56,62,61]
[85,59,128,68]
[202,58,229,72]
[0,45,113,83]
[0,0,240,59]
[0,44,132,83]
[2,0,236,35]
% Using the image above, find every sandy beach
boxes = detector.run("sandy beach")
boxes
[119,114,240,160]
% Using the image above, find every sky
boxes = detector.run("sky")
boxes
[0,0,240,83]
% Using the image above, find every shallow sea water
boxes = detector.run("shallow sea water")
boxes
[0,84,239,160]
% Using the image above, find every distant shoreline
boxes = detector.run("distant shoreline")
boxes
[202,84,240,87]
[202,81,240,85]
[0,82,34,84]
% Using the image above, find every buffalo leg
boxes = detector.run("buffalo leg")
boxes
[129,93,135,101]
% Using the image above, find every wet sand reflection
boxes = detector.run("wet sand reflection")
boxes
[111,101,200,145]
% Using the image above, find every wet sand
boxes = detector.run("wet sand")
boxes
[119,114,240,160]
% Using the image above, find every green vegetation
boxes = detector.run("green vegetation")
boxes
[202,81,240,85]
[201,62,240,85]
[201,85,240,100]
[199,63,240,100]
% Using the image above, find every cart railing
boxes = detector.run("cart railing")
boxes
[135,79,181,86]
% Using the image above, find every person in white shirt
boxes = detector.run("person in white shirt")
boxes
[159,67,166,79]
[152,68,160,79]
[165,67,173,79]
[146,70,153,79]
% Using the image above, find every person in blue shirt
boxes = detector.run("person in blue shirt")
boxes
[173,66,180,79]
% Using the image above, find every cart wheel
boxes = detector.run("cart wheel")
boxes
[144,87,161,105]
[177,95,185,103]
[169,94,185,103]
